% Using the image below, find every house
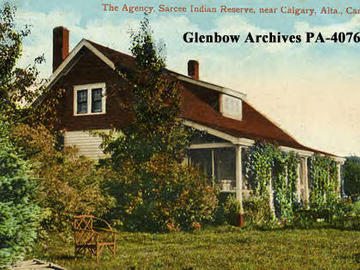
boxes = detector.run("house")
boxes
[43,26,345,212]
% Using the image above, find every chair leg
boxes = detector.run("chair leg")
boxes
[96,243,100,263]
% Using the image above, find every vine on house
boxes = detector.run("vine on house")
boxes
[308,154,338,209]
[246,142,340,223]
[246,141,298,221]
[272,151,299,220]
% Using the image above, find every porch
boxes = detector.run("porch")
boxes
[184,120,344,214]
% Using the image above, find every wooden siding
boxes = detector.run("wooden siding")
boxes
[64,130,107,159]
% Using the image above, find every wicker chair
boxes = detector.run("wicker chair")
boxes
[73,215,117,263]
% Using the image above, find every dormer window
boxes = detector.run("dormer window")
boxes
[220,94,242,121]
[74,83,106,115]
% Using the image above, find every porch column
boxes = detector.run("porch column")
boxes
[296,162,301,201]
[337,162,342,195]
[304,157,309,203]
[269,179,276,218]
[235,145,244,214]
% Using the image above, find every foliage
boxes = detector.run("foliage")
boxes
[246,142,342,227]
[0,117,42,266]
[308,154,338,209]
[272,151,299,220]
[102,17,216,231]
[246,141,299,221]
[13,124,114,233]
[0,2,50,126]
[343,156,360,197]
[31,228,360,270]
[243,195,272,226]
[213,193,241,226]
[246,142,275,197]
[291,198,360,230]
[104,154,217,232]
[110,16,189,163]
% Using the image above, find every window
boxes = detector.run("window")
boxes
[77,89,88,114]
[188,147,236,192]
[220,94,242,121]
[74,83,106,115]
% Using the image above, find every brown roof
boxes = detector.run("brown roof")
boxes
[85,40,331,155]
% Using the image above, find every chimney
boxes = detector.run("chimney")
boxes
[187,60,199,80]
[53,26,69,72]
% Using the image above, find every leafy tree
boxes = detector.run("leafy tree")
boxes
[110,16,189,162]
[1,1,112,241]
[0,2,42,122]
[0,2,43,265]
[0,116,41,266]
[13,124,115,234]
[343,156,360,197]
[102,17,217,231]
[0,1,60,129]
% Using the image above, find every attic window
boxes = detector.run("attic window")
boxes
[220,94,242,121]
[74,83,106,115]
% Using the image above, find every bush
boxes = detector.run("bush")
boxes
[104,153,217,232]
[213,193,241,226]
[291,198,360,230]
[0,118,41,265]
[13,124,114,234]
[243,195,272,227]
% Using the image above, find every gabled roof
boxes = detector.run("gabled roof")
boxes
[44,38,335,156]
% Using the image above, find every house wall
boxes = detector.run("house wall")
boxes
[64,130,108,159]
[51,47,133,132]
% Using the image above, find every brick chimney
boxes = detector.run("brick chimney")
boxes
[53,26,69,72]
[187,60,199,80]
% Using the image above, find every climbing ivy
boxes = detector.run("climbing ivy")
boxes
[247,142,340,224]
[272,151,299,220]
[247,142,299,221]
[246,142,276,197]
[308,154,338,209]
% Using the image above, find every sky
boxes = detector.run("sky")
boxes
[6,0,360,157]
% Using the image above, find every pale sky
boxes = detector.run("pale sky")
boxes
[7,0,360,157]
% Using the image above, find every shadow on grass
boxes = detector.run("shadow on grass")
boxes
[354,253,360,263]
[51,254,76,261]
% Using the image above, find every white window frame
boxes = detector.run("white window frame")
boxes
[73,82,106,116]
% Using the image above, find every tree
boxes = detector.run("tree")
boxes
[0,1,59,129]
[0,2,44,123]
[0,116,41,266]
[102,17,217,232]
[13,124,114,234]
[110,16,189,163]
[0,2,43,265]
[343,156,360,197]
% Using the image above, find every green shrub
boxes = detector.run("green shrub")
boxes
[243,195,272,226]
[13,124,114,234]
[0,118,42,265]
[104,153,217,232]
[213,193,241,226]
[352,200,360,214]
[291,198,360,230]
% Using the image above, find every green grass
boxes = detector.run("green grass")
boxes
[31,226,360,269]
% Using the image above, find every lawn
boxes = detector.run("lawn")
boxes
[31,226,360,269]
